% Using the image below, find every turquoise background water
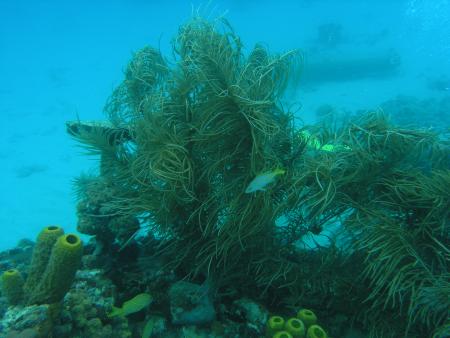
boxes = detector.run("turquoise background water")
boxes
[1,0,449,250]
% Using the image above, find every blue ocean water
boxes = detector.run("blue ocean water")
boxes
[0,0,449,250]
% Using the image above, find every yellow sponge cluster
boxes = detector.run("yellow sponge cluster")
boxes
[265,309,328,338]
[1,269,25,305]
[1,226,83,306]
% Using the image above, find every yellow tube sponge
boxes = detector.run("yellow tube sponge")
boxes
[1,269,24,305]
[266,316,285,337]
[306,324,327,338]
[24,225,64,297]
[296,309,317,328]
[28,234,83,304]
[284,317,305,338]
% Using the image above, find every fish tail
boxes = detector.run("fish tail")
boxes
[274,168,285,176]
[107,306,123,318]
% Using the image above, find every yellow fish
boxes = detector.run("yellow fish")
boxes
[108,293,152,318]
[245,169,285,193]
[299,130,351,152]
[142,318,155,338]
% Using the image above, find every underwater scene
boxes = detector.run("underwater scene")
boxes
[0,1,449,337]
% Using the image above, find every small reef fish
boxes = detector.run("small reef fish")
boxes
[299,130,351,152]
[66,120,132,146]
[142,317,156,338]
[320,143,351,152]
[108,293,152,318]
[245,169,285,193]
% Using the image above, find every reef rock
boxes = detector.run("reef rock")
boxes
[0,304,52,338]
[168,281,215,325]
[231,298,268,335]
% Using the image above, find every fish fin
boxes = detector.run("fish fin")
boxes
[142,318,155,338]
[118,228,140,252]
[107,306,123,318]
[274,168,285,175]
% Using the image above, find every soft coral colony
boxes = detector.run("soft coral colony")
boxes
[1,14,449,338]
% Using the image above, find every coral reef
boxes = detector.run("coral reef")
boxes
[381,94,450,131]
[0,239,34,267]
[52,268,127,338]
[0,14,448,338]
[168,281,215,325]
[67,15,449,338]
[231,298,268,335]
[74,173,140,246]
[1,304,52,337]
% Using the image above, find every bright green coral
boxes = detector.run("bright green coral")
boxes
[273,331,293,338]
[306,325,327,338]
[296,309,317,328]
[285,318,305,338]
[266,309,324,338]
[266,316,285,337]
